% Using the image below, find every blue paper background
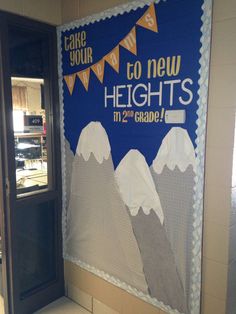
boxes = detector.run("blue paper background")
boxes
[61,0,203,167]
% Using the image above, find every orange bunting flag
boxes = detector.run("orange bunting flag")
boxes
[104,46,120,73]
[91,59,105,83]
[136,3,158,33]
[77,68,91,91]
[64,73,76,95]
[120,27,137,55]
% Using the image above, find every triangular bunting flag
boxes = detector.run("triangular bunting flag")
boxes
[64,73,76,95]
[77,68,91,91]
[104,46,120,73]
[120,27,137,56]
[91,59,105,83]
[136,3,158,33]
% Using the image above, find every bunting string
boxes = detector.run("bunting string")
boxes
[64,3,158,94]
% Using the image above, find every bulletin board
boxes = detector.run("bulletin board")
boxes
[57,1,212,313]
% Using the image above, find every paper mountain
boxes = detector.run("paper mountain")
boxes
[77,121,111,164]
[115,149,164,224]
[152,127,196,174]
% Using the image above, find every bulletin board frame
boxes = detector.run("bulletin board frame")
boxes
[57,1,212,313]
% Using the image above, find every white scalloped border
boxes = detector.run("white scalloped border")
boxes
[190,1,212,313]
[57,1,212,313]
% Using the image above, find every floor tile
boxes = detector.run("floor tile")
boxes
[35,297,90,314]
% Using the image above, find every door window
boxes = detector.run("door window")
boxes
[12,78,48,194]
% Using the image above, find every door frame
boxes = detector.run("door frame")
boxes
[0,14,14,314]
[0,10,64,314]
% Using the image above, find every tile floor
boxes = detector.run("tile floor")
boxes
[0,297,89,314]
[0,295,91,314]
[0,295,4,314]
[35,297,90,314]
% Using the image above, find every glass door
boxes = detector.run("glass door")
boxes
[0,11,64,314]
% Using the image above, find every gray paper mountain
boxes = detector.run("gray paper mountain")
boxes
[151,127,196,310]
[115,149,187,313]
[66,122,148,293]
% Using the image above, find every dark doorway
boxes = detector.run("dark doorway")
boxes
[0,11,64,314]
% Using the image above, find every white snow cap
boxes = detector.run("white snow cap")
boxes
[76,121,111,164]
[152,127,196,174]
[115,149,164,224]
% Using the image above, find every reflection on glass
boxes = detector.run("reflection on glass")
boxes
[12,77,48,195]
[17,201,56,297]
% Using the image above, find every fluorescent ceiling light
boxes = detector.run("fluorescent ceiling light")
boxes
[11,77,44,84]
